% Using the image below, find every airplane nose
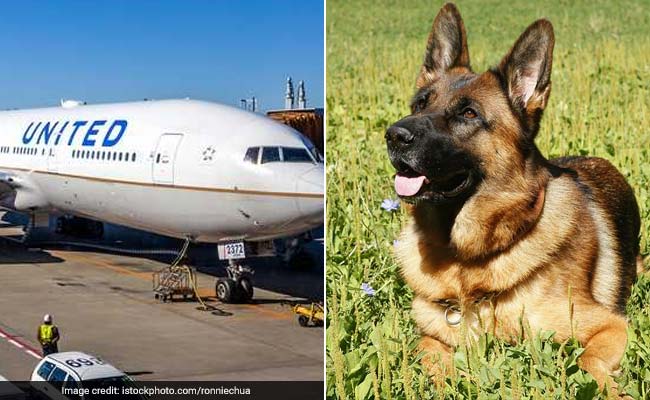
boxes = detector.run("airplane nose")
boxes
[295,165,324,224]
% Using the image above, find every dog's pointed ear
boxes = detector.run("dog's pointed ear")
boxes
[498,19,554,123]
[416,3,471,88]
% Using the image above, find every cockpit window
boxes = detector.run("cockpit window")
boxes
[244,147,260,164]
[299,135,323,163]
[282,147,313,163]
[245,145,320,165]
[261,147,281,164]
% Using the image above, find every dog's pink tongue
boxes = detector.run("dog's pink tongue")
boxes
[395,174,426,196]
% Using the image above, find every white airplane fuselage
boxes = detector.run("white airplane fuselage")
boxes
[0,99,323,243]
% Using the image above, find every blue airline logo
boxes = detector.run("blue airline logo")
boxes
[22,120,127,147]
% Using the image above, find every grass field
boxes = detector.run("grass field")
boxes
[326,1,650,398]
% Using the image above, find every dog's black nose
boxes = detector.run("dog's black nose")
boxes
[385,126,415,144]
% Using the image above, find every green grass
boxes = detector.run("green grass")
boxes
[326,0,650,398]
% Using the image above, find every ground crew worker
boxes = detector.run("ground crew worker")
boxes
[37,314,60,356]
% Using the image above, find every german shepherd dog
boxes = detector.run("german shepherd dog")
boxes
[386,3,641,392]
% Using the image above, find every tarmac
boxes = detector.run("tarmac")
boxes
[0,220,324,382]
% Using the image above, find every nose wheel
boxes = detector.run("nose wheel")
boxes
[215,262,254,303]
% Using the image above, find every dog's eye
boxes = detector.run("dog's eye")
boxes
[411,90,431,113]
[412,97,428,113]
[462,108,478,119]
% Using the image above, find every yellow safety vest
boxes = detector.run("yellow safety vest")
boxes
[39,324,54,344]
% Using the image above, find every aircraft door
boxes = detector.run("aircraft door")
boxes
[152,134,183,184]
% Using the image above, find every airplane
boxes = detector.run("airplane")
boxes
[0,98,324,303]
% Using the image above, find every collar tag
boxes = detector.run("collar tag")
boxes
[435,292,499,327]
[444,304,462,326]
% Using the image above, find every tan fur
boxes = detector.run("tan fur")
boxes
[398,173,631,391]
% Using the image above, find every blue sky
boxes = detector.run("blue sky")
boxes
[0,1,323,111]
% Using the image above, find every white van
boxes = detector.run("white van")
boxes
[30,352,146,399]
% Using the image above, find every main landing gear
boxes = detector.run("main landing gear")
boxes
[215,260,254,304]
[153,237,256,305]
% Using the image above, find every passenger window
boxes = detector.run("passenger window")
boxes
[261,147,280,164]
[244,147,260,164]
[37,361,56,380]
[47,367,67,392]
[132,152,136,162]
[119,153,123,161]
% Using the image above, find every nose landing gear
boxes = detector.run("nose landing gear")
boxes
[215,260,255,304]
